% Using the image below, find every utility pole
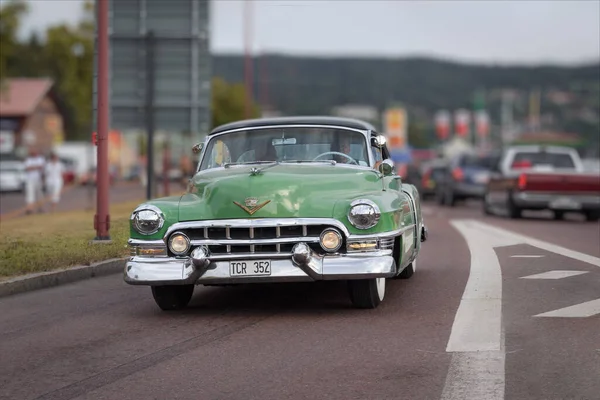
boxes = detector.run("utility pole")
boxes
[145,30,156,200]
[93,0,110,241]
[244,0,254,119]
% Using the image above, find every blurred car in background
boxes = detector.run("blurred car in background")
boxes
[582,158,600,174]
[80,166,117,186]
[397,163,423,195]
[60,157,76,185]
[483,145,600,221]
[0,157,25,192]
[420,158,447,200]
[436,152,498,206]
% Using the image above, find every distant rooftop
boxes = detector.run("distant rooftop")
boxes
[0,78,54,117]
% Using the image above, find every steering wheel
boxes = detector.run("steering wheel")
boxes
[313,151,358,165]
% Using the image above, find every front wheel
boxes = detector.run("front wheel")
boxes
[151,285,194,311]
[348,278,385,309]
[397,261,415,279]
[585,210,600,222]
[507,195,522,219]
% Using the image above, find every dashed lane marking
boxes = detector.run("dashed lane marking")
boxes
[534,299,600,318]
[510,255,544,258]
[520,270,589,280]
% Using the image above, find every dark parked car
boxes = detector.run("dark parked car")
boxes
[436,152,499,206]
[420,159,447,200]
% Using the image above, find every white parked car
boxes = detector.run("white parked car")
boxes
[0,160,25,192]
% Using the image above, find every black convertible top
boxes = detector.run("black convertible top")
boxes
[209,116,376,135]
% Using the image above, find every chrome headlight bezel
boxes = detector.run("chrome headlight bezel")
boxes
[347,199,381,230]
[130,204,165,235]
[168,231,191,256]
[319,228,343,253]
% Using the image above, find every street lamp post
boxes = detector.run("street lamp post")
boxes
[93,0,110,241]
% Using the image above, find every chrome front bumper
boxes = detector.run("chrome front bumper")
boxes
[124,246,397,286]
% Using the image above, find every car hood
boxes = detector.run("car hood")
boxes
[178,164,383,221]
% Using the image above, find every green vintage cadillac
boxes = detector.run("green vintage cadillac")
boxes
[125,116,428,310]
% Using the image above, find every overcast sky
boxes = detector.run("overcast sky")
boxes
[15,0,600,65]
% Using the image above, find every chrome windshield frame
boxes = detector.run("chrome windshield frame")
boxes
[196,124,374,173]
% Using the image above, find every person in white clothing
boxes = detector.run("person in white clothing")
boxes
[44,152,64,212]
[24,148,46,214]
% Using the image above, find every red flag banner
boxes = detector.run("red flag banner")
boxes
[475,110,490,137]
[454,109,470,137]
[435,110,451,140]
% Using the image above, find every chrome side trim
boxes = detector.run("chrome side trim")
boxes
[347,224,414,240]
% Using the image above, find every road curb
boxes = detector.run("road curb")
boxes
[0,258,127,298]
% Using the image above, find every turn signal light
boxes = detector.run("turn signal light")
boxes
[130,245,167,257]
[518,173,527,190]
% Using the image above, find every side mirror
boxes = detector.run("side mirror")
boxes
[192,142,204,154]
[378,159,394,176]
[371,135,386,148]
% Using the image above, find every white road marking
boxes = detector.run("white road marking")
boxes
[440,351,505,400]
[520,270,589,280]
[467,220,600,268]
[442,219,600,400]
[447,221,504,352]
[510,255,544,258]
[534,299,600,318]
[441,220,505,400]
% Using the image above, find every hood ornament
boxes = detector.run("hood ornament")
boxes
[234,197,271,215]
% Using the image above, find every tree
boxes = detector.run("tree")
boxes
[0,0,28,87]
[40,0,94,139]
[408,120,432,148]
[211,77,261,129]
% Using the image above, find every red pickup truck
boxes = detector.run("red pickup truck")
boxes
[483,145,600,221]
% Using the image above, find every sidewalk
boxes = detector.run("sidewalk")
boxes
[0,180,185,222]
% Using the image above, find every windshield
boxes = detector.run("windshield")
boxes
[199,126,370,171]
[511,151,576,169]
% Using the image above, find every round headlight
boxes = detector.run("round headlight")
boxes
[320,229,342,252]
[169,232,191,255]
[131,206,164,235]
[348,199,381,230]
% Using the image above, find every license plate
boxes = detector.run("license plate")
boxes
[550,197,581,210]
[229,260,271,277]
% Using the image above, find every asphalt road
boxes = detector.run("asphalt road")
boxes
[0,200,598,400]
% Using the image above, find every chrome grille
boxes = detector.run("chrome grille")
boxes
[378,237,395,250]
[172,222,340,256]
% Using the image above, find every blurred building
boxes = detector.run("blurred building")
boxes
[0,78,64,157]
